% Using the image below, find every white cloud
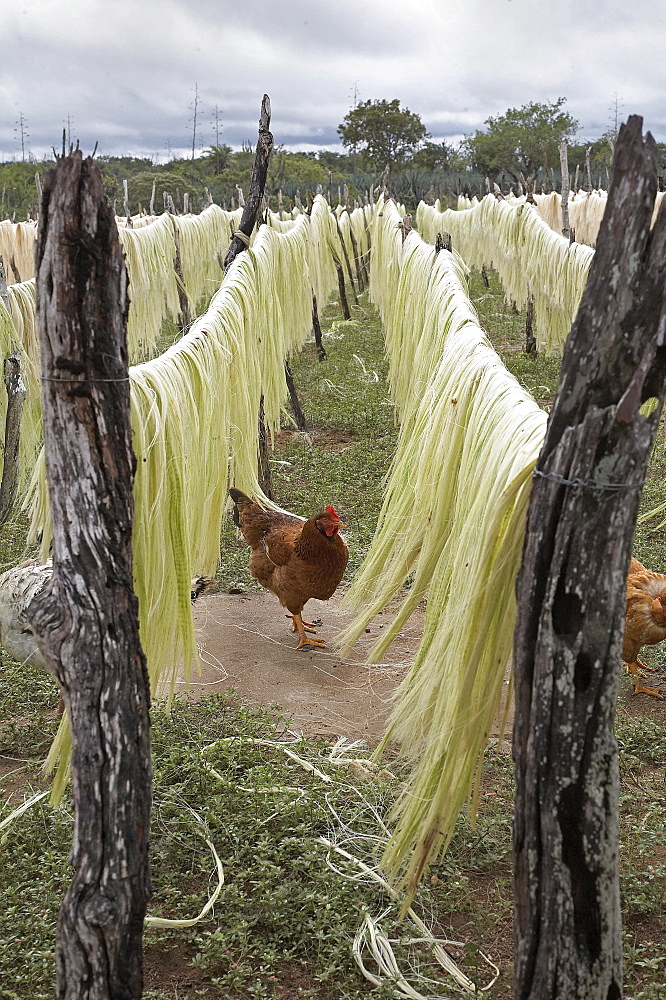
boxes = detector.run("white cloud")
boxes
[1,0,665,159]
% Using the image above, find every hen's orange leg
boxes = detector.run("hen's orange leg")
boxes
[292,613,326,650]
[625,661,664,699]
[287,614,317,633]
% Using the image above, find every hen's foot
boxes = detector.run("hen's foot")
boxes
[632,678,664,699]
[626,659,657,678]
[288,614,317,633]
[296,635,327,650]
[291,613,327,650]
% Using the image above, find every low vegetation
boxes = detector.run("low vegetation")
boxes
[0,273,664,998]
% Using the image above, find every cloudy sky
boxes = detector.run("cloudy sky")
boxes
[2,0,665,161]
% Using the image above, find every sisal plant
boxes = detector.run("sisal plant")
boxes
[27,196,349,796]
[417,194,594,352]
[339,197,548,904]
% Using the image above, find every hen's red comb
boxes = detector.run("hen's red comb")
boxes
[325,505,342,520]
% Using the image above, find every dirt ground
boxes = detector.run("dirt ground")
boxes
[177,586,662,746]
[176,587,424,742]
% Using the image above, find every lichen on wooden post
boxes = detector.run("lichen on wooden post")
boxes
[28,151,152,1000]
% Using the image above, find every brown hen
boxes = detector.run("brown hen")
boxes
[623,557,666,698]
[229,488,348,649]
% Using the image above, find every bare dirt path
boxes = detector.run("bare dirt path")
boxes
[175,588,424,742]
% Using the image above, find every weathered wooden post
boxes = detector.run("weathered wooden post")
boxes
[123,178,131,225]
[524,293,536,355]
[559,141,571,239]
[223,95,289,497]
[169,216,191,331]
[513,117,666,1000]
[333,212,358,304]
[29,152,152,999]
[9,254,22,283]
[311,296,327,361]
[0,256,8,308]
[223,97,272,269]
[0,354,27,528]
[334,256,352,320]
[284,360,307,432]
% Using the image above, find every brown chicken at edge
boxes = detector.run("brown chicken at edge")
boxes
[229,488,349,649]
[623,557,666,698]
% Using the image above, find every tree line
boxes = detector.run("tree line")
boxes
[2,98,665,220]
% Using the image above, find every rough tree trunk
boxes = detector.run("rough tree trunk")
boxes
[28,153,152,1000]
[513,117,666,1000]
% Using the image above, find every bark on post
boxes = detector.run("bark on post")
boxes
[170,217,191,331]
[123,178,131,225]
[585,147,593,193]
[333,214,358,304]
[0,354,27,528]
[257,395,273,500]
[9,254,21,283]
[559,141,571,239]
[284,359,307,431]
[223,96,272,270]
[513,116,666,1000]
[312,297,327,361]
[222,96,283,499]
[28,153,152,999]
[525,293,536,355]
[399,214,413,242]
[334,258,351,320]
[0,256,8,309]
[344,207,365,292]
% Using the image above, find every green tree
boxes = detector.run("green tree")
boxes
[268,151,328,191]
[409,140,454,171]
[202,143,233,174]
[464,98,579,191]
[337,98,428,167]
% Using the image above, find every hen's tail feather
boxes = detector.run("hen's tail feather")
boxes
[228,487,252,506]
[228,487,254,528]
